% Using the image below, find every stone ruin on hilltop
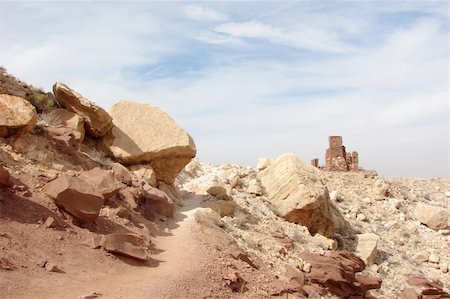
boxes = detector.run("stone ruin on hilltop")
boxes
[311,136,359,171]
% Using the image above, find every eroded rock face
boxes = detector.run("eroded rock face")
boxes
[299,251,382,298]
[44,174,104,222]
[414,203,449,230]
[53,83,112,138]
[42,108,85,142]
[400,276,450,299]
[79,167,123,199]
[100,100,196,184]
[258,153,341,237]
[0,94,37,138]
[101,233,148,261]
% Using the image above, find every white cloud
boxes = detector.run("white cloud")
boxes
[182,5,226,21]
[0,2,448,177]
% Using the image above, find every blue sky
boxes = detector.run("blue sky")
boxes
[0,1,448,177]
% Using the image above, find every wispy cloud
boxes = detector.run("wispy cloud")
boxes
[0,1,448,177]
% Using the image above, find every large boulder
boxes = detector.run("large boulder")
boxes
[79,167,123,199]
[53,83,112,138]
[142,184,174,218]
[100,100,196,184]
[44,174,104,222]
[414,203,449,230]
[0,94,37,138]
[101,233,148,261]
[258,153,341,237]
[299,251,382,298]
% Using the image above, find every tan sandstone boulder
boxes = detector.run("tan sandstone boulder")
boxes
[414,203,449,230]
[53,83,112,138]
[101,233,148,261]
[258,153,340,237]
[100,100,196,184]
[44,174,104,222]
[0,94,37,138]
[356,233,380,266]
[128,164,157,187]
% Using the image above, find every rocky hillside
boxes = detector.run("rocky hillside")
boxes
[0,70,449,299]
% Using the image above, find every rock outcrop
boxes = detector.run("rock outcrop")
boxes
[299,251,382,298]
[101,233,148,261]
[53,83,112,138]
[414,203,449,230]
[41,108,85,142]
[0,94,37,138]
[399,276,450,299]
[258,153,341,237]
[44,174,104,222]
[100,100,196,184]
[79,167,123,199]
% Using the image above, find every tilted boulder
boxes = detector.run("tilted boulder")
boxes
[299,251,382,298]
[414,203,449,230]
[0,94,37,138]
[355,233,380,266]
[44,174,104,222]
[53,83,112,138]
[100,100,196,184]
[258,153,341,237]
[79,167,123,199]
[101,233,148,261]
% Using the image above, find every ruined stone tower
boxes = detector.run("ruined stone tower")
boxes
[317,136,359,171]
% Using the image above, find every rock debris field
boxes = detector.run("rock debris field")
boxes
[0,69,449,299]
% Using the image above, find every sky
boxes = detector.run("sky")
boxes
[0,1,448,177]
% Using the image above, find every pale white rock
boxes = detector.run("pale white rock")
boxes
[439,262,448,273]
[128,164,157,187]
[227,174,240,188]
[302,262,311,273]
[100,100,196,184]
[258,153,343,237]
[247,179,263,196]
[362,197,372,205]
[256,158,272,171]
[445,191,450,198]
[356,233,380,266]
[414,203,449,230]
[357,213,366,221]
[329,190,340,202]
[428,253,440,263]
[314,234,337,250]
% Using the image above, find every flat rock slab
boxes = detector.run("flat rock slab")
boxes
[0,94,37,138]
[100,100,196,184]
[53,83,112,138]
[101,233,148,261]
[80,167,123,199]
[44,174,104,222]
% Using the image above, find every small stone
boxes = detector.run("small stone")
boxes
[445,191,450,197]
[428,254,440,263]
[356,214,366,221]
[81,292,102,299]
[439,229,450,236]
[439,262,448,273]
[362,197,371,205]
[44,216,56,228]
[207,185,227,197]
[302,262,311,273]
[38,260,47,268]
[330,190,340,202]
[45,263,62,273]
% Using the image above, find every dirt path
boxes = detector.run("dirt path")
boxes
[7,197,209,299]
